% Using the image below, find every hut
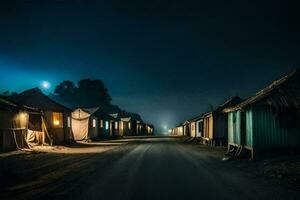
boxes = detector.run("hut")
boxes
[109,113,121,137]
[0,96,52,151]
[194,115,203,138]
[94,109,114,138]
[150,124,154,135]
[71,108,99,141]
[224,69,300,159]
[11,88,73,144]
[188,116,203,138]
[136,120,144,135]
[119,117,131,136]
[174,124,184,136]
[182,120,190,136]
[202,96,242,146]
[145,124,154,135]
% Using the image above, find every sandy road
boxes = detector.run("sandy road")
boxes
[0,137,299,200]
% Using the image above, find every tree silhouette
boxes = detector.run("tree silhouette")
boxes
[51,79,112,108]
[54,81,75,102]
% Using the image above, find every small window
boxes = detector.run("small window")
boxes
[128,122,131,129]
[115,121,118,129]
[53,112,63,128]
[100,120,103,128]
[93,119,96,128]
[105,121,109,130]
[67,116,71,127]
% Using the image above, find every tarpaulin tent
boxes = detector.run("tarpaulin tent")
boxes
[71,108,99,141]
[0,96,52,151]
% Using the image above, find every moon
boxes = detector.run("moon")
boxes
[41,81,50,89]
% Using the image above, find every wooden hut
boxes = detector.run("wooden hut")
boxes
[188,116,203,138]
[182,120,190,136]
[194,116,203,138]
[11,88,73,144]
[0,96,52,151]
[71,108,99,141]
[224,69,300,159]
[202,96,242,146]
[174,124,184,136]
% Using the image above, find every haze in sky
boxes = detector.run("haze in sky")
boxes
[0,1,299,132]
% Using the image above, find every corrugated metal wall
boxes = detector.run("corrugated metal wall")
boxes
[252,106,300,149]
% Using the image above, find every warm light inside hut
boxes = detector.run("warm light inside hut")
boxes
[53,112,63,127]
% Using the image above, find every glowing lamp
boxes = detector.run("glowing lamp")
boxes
[19,112,26,119]
[54,120,60,126]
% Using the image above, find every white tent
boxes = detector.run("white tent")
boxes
[71,108,99,141]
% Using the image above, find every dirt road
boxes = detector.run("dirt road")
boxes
[0,137,299,200]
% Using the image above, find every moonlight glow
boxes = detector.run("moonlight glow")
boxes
[41,81,51,89]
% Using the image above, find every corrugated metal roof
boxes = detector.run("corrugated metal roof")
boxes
[224,69,300,112]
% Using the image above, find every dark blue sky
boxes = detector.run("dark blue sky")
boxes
[0,0,299,132]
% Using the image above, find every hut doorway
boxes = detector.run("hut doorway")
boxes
[240,112,246,145]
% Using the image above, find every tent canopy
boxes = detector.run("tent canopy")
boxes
[72,108,99,140]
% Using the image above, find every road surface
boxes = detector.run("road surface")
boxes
[0,137,299,200]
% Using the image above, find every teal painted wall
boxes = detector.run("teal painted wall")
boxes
[228,111,241,145]
[245,109,253,147]
[228,110,253,147]
[252,106,300,149]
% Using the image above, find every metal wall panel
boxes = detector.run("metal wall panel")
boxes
[252,106,300,149]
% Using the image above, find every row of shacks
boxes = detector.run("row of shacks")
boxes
[0,88,154,151]
[171,69,300,158]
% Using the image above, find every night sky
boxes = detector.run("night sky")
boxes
[0,0,299,133]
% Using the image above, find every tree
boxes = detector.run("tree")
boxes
[76,79,112,107]
[54,81,75,99]
[51,79,112,108]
